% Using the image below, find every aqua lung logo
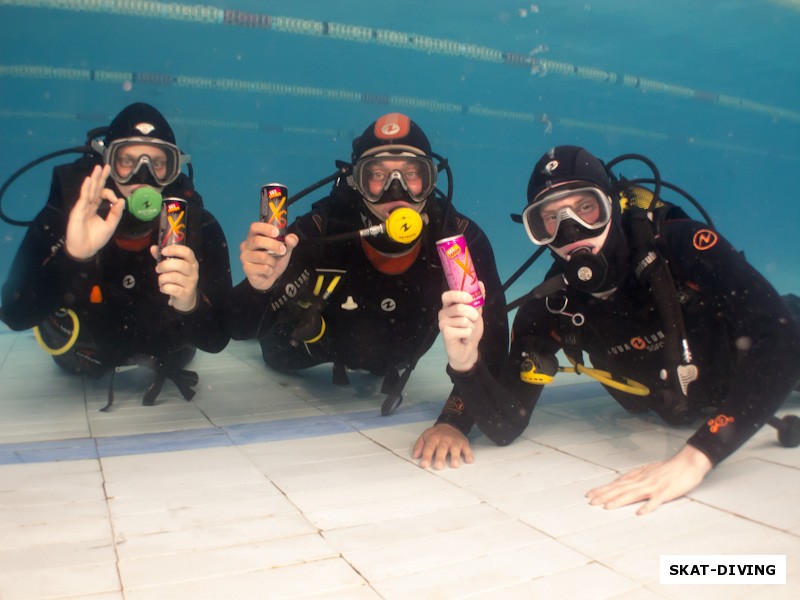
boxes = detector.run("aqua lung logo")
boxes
[609,330,666,355]
[270,269,311,311]
[122,275,135,289]
[381,298,397,312]
[544,160,559,175]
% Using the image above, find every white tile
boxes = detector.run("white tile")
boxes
[0,498,110,530]
[601,513,800,587]
[557,500,729,561]
[0,460,103,498]
[556,429,687,473]
[371,538,590,599]
[239,432,386,469]
[123,558,365,600]
[107,480,290,516]
[689,458,800,530]
[1,335,799,599]
[0,562,121,599]
[0,512,114,548]
[263,451,423,494]
[488,473,623,535]
[436,448,612,501]
[119,533,337,588]
[100,447,269,498]
[115,513,319,560]
[112,493,300,538]
[0,538,117,573]
[467,562,640,600]
[300,483,480,530]
[358,420,438,454]
[343,519,550,581]
[321,503,513,553]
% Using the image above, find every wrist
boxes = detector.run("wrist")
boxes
[446,357,480,377]
[679,444,714,473]
[435,397,473,436]
[448,351,480,374]
[64,243,94,262]
[174,290,200,314]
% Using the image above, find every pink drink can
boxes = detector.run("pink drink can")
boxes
[436,234,484,307]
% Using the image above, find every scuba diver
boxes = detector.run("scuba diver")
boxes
[436,145,800,513]
[0,103,232,408]
[227,112,509,450]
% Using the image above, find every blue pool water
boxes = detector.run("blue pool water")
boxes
[1,0,799,296]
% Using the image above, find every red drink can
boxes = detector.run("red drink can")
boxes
[157,197,188,261]
[260,183,288,253]
[436,234,484,307]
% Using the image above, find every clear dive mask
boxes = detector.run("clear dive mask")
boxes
[522,185,613,246]
[350,145,436,204]
[92,136,189,187]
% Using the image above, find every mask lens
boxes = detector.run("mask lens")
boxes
[353,151,436,203]
[106,138,182,186]
[523,186,611,245]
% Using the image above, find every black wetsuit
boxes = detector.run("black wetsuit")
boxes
[447,217,800,465]
[0,155,232,375]
[227,183,508,417]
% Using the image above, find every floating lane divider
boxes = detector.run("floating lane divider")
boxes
[0,65,800,160]
[2,0,799,124]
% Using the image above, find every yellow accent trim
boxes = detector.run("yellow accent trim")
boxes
[313,275,324,296]
[324,275,341,297]
[304,317,326,344]
[33,309,80,356]
[520,371,555,385]
[561,356,650,396]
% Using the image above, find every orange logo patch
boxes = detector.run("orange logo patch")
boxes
[707,414,734,433]
[630,337,646,350]
[374,113,411,140]
[693,229,718,251]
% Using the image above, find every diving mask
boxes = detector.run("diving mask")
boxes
[522,185,612,246]
[350,145,436,204]
[95,137,189,187]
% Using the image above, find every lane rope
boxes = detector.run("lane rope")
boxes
[1,0,798,124]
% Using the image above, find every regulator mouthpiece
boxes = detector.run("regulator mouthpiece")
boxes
[384,206,423,244]
[127,187,163,222]
[564,247,608,293]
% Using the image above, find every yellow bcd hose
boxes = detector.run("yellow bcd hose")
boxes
[33,308,80,356]
[561,355,650,396]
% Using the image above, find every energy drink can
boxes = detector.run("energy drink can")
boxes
[436,234,484,307]
[157,197,188,261]
[260,183,288,255]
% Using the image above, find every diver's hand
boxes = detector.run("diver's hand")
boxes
[412,423,474,469]
[240,222,299,291]
[65,165,124,260]
[150,244,200,312]
[439,283,485,372]
[586,444,713,515]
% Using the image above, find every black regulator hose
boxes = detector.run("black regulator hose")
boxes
[0,147,89,226]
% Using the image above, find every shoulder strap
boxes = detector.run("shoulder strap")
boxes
[624,204,697,414]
